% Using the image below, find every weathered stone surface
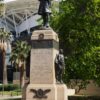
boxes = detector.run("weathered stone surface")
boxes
[22,30,68,100]
[56,84,68,100]
[30,30,59,84]
[30,49,54,84]
[23,84,56,100]
[22,84,68,100]
[31,30,59,41]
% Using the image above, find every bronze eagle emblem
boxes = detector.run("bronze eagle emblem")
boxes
[30,88,51,99]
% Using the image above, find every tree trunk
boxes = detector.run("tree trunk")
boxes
[2,51,8,85]
[19,62,25,88]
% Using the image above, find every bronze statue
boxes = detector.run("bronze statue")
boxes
[38,0,52,28]
[55,49,65,83]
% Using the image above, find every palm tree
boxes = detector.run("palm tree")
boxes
[10,40,31,88]
[0,29,11,85]
[0,0,4,17]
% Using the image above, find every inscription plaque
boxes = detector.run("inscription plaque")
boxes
[30,48,55,84]
[31,40,53,49]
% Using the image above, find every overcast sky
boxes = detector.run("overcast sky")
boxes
[4,0,16,3]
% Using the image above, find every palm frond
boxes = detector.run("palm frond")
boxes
[10,40,31,68]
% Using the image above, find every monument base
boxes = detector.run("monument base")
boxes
[22,30,68,100]
[22,84,68,100]
[56,84,68,100]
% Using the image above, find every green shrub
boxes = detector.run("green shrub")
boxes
[68,96,100,100]
[0,84,20,91]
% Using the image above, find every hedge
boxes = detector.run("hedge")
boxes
[0,84,20,91]
[68,96,100,100]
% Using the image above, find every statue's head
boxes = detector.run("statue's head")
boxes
[59,49,63,54]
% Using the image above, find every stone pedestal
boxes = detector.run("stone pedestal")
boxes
[22,30,68,100]
[30,30,59,84]
[56,84,68,100]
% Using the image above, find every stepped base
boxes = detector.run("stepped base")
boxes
[22,84,68,100]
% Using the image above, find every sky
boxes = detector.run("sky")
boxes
[4,0,16,3]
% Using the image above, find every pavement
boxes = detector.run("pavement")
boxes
[0,95,21,100]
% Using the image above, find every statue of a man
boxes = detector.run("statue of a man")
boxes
[38,0,52,28]
[55,49,65,83]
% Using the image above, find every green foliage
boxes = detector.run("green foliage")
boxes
[51,0,100,91]
[10,40,31,88]
[0,84,20,91]
[0,29,11,40]
[10,40,31,68]
[0,0,4,16]
[68,96,100,100]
